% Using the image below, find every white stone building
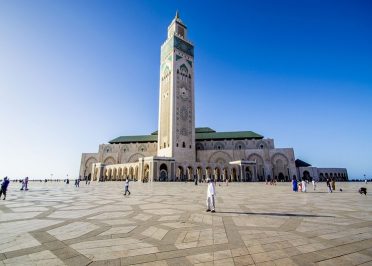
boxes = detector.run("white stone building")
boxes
[79,13,348,183]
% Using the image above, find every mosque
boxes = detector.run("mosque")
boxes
[79,13,348,183]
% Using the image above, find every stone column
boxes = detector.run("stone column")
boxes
[239,165,245,182]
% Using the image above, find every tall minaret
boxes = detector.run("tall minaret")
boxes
[157,11,195,163]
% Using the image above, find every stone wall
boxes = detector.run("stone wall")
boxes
[80,138,298,182]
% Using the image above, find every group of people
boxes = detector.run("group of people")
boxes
[326,178,337,193]
[1,176,31,200]
[292,176,336,193]
[266,178,278,186]
[20,177,29,191]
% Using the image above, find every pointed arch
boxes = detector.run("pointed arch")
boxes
[127,153,145,163]
[208,151,232,164]
[103,156,116,165]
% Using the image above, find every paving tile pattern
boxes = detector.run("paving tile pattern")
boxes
[0,182,372,265]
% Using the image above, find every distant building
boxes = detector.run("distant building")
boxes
[80,13,348,182]
[295,159,348,182]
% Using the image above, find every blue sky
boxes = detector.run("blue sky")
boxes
[0,0,371,179]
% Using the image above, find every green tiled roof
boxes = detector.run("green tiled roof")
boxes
[109,128,263,144]
[295,159,312,167]
[195,127,216,133]
[196,131,263,141]
[109,135,157,144]
[151,127,216,135]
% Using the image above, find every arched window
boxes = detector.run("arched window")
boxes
[214,142,225,150]
[196,143,204,150]
[182,142,186,148]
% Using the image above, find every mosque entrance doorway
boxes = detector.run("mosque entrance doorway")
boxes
[231,168,238,182]
[303,171,311,181]
[245,167,252,182]
[159,164,168,181]
[177,166,185,181]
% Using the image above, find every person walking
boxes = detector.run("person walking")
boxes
[20,179,25,190]
[75,178,80,187]
[302,179,307,192]
[292,176,298,192]
[124,178,131,196]
[24,176,29,190]
[206,178,216,213]
[326,178,332,193]
[312,179,316,191]
[331,178,336,191]
[0,177,10,200]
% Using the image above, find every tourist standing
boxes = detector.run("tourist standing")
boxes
[124,178,131,196]
[302,179,307,192]
[312,180,316,191]
[292,176,298,192]
[20,179,25,190]
[332,179,336,191]
[20,176,29,191]
[24,176,29,190]
[326,178,332,193]
[0,177,10,200]
[75,178,80,187]
[206,178,216,213]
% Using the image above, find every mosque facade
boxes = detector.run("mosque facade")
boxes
[79,13,348,183]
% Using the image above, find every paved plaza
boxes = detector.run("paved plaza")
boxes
[0,181,372,266]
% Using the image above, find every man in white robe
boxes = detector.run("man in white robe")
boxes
[302,180,307,192]
[206,178,216,213]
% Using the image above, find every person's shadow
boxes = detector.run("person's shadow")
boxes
[216,211,333,218]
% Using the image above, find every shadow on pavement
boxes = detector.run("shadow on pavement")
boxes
[216,211,334,218]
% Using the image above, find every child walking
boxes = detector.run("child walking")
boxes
[124,178,131,196]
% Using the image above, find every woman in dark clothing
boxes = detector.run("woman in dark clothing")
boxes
[292,176,298,192]
[0,177,10,200]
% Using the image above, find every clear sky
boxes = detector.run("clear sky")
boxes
[0,0,371,180]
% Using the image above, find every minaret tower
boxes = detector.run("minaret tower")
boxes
[157,12,195,163]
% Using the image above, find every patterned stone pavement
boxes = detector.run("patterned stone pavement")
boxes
[0,181,372,266]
